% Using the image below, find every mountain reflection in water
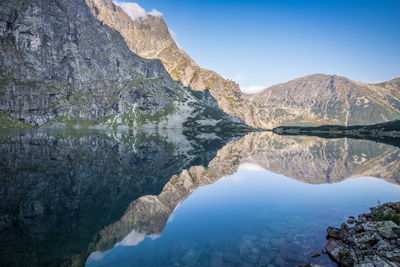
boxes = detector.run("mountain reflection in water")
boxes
[0,129,399,266]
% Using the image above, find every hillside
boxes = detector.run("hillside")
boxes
[250,74,400,128]
[85,0,257,126]
[0,0,248,131]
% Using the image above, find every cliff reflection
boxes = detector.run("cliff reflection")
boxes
[0,128,236,266]
[1,129,399,266]
[86,132,400,264]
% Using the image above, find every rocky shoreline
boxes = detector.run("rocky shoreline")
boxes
[273,120,400,149]
[325,202,400,266]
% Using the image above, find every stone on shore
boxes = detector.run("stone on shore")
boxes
[325,202,400,266]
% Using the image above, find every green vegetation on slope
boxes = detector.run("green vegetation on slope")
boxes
[0,112,33,129]
[273,120,400,147]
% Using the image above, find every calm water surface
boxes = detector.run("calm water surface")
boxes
[0,129,399,267]
[86,172,400,267]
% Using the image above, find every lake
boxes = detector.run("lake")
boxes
[0,129,399,266]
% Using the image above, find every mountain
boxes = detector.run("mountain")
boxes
[249,74,400,128]
[84,1,400,129]
[85,0,257,126]
[0,0,248,131]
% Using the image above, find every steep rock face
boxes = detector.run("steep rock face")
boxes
[250,74,400,128]
[0,0,246,130]
[84,1,400,129]
[85,0,257,126]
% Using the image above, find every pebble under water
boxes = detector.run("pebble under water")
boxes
[1,129,399,267]
[86,169,400,267]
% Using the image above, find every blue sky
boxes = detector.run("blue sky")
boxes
[117,0,400,93]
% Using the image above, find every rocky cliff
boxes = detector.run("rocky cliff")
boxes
[0,0,247,130]
[85,0,257,126]
[250,74,400,128]
[84,1,400,129]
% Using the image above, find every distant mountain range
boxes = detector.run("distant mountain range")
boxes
[0,0,399,129]
[86,0,400,129]
[0,0,248,131]
[86,0,258,127]
[251,74,400,128]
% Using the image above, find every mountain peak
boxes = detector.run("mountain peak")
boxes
[250,73,400,128]
[86,0,257,126]
[84,1,400,129]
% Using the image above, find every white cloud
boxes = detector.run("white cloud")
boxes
[233,73,265,94]
[241,85,265,95]
[87,251,109,262]
[148,9,163,17]
[117,229,146,246]
[239,162,265,171]
[115,2,146,21]
[149,233,161,240]
[114,2,163,21]
[117,229,161,247]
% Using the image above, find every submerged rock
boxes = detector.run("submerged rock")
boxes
[181,249,202,266]
[311,253,321,258]
[325,202,400,266]
[223,251,242,264]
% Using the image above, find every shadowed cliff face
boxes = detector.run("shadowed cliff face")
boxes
[84,1,400,129]
[0,0,246,130]
[0,128,237,267]
[85,0,257,127]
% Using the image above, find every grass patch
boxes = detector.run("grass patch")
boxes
[375,209,400,225]
[0,112,33,129]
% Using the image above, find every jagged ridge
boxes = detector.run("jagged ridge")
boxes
[85,0,257,127]
[85,1,400,129]
[0,0,248,131]
[250,74,400,128]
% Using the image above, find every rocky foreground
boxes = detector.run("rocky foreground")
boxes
[325,202,400,266]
